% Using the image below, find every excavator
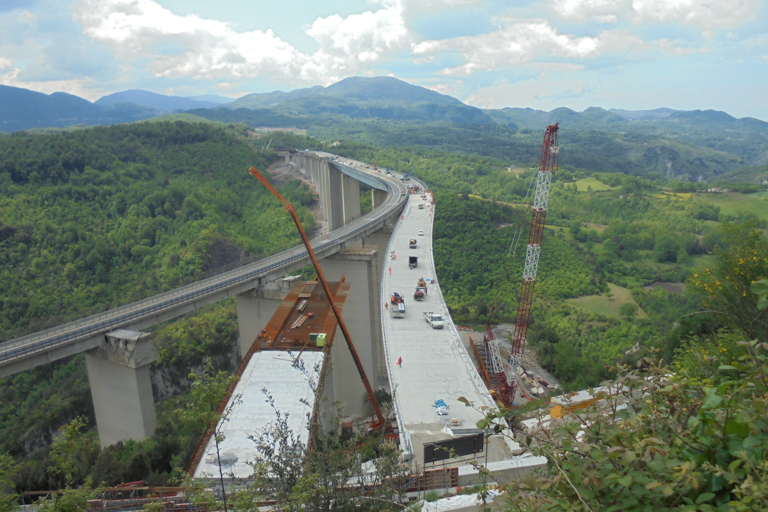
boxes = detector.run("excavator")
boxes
[249,167,390,434]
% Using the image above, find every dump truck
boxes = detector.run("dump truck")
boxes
[423,312,445,329]
[409,239,417,249]
[409,255,418,269]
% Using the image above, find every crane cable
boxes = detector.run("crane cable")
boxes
[490,162,540,319]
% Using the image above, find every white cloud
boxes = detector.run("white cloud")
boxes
[546,0,630,23]
[547,0,759,31]
[421,79,464,97]
[536,62,586,75]
[0,61,106,100]
[413,18,644,76]
[72,0,416,86]
[74,0,307,81]
[464,76,594,109]
[634,0,759,30]
[306,2,411,72]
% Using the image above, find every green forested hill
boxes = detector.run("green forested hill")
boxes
[0,121,315,340]
[191,108,760,180]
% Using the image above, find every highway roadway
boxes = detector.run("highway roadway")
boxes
[0,156,408,377]
[379,188,514,467]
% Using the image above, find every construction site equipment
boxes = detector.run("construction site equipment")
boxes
[391,291,404,305]
[486,123,559,407]
[249,167,387,431]
[409,255,418,269]
[414,286,426,301]
[391,301,406,318]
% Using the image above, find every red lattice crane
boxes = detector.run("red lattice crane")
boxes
[486,123,559,407]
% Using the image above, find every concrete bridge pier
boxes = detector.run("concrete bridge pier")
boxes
[360,225,396,387]
[235,277,302,357]
[372,189,388,209]
[320,248,382,417]
[295,156,361,231]
[336,165,361,225]
[85,330,158,448]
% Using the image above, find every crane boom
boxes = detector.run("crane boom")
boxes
[485,124,559,407]
[249,167,387,430]
[512,123,559,355]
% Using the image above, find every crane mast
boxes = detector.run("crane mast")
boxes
[487,123,559,407]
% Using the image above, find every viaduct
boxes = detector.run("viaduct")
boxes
[0,152,409,448]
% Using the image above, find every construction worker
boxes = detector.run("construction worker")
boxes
[397,356,402,367]
[385,302,388,310]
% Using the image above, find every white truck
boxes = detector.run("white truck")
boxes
[423,312,445,329]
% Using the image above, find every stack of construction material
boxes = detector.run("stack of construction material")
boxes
[435,399,448,416]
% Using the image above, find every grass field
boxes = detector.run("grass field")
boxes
[693,191,768,221]
[654,192,693,201]
[566,283,648,319]
[583,222,608,232]
[465,194,526,208]
[564,177,620,192]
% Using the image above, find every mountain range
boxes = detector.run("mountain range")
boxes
[0,85,232,132]
[2,77,767,178]
[3,76,766,135]
[95,90,231,111]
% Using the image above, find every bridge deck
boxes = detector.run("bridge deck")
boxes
[193,350,324,480]
[380,191,511,467]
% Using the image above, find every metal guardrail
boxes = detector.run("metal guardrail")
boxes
[422,196,495,409]
[0,157,408,371]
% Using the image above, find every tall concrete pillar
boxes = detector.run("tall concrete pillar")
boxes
[236,276,301,357]
[327,164,344,231]
[85,330,158,448]
[341,172,361,225]
[319,248,380,416]
[372,189,388,209]
[361,226,395,387]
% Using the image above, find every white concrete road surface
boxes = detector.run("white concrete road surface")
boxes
[380,191,513,467]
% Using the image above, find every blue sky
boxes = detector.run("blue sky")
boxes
[1,0,766,119]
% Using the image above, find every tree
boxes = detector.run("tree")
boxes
[689,223,768,341]
[0,452,17,512]
[173,360,239,486]
[619,302,638,321]
[212,393,243,512]
[246,353,408,512]
[494,338,768,511]
[654,233,679,262]
[37,418,101,512]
